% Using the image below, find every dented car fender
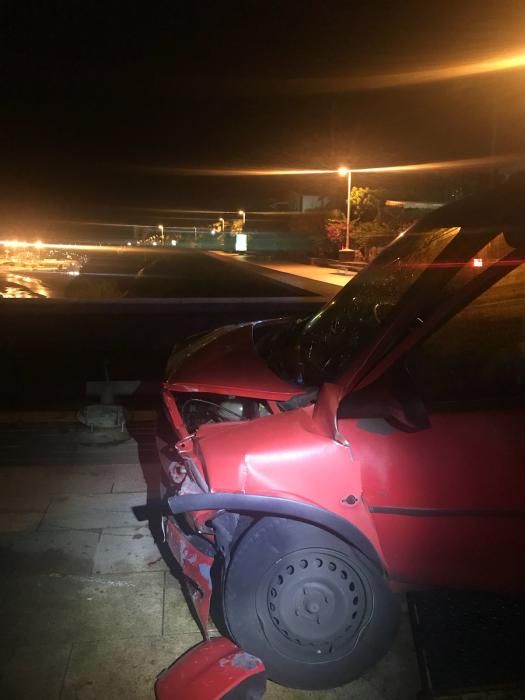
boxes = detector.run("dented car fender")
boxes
[168,492,384,572]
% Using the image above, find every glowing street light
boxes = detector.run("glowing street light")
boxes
[219,217,225,232]
[158,224,164,245]
[337,166,352,252]
[238,210,246,226]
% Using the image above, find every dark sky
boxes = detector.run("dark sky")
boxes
[2,0,525,238]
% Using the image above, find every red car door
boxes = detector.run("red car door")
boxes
[339,257,525,591]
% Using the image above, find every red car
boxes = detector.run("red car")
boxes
[158,185,525,690]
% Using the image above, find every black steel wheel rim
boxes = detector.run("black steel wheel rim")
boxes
[256,547,371,662]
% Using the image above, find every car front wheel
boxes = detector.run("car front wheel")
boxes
[223,517,399,689]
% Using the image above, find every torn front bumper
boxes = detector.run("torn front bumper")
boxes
[156,636,266,700]
[164,516,215,634]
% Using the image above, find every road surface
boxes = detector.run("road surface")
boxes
[1,249,331,299]
[70,249,320,298]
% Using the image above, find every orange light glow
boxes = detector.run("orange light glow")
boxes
[144,166,336,177]
[276,48,525,94]
[144,152,523,179]
[353,153,523,174]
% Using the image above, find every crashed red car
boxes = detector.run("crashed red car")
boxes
[158,185,525,690]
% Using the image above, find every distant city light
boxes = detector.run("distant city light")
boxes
[472,258,484,268]
[0,240,170,256]
[126,241,132,246]
[171,239,177,246]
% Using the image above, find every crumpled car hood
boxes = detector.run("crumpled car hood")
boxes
[165,322,303,400]
[195,401,346,499]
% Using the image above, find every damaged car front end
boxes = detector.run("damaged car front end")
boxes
[158,184,525,690]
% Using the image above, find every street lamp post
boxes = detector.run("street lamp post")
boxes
[238,210,246,227]
[219,217,225,232]
[337,167,352,251]
[158,224,164,246]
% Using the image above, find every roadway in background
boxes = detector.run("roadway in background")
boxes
[0,249,344,408]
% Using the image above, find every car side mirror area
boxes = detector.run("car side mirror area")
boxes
[373,301,395,325]
[337,373,431,433]
[312,383,344,439]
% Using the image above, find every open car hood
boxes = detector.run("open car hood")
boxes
[305,184,525,396]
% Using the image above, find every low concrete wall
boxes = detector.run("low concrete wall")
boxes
[0,297,326,408]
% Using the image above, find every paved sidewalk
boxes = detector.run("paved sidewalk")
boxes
[209,251,356,297]
[0,421,419,699]
[244,259,355,287]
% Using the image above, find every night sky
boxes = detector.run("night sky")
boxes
[2,1,525,238]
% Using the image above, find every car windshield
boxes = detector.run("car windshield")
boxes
[297,227,458,381]
[259,190,524,386]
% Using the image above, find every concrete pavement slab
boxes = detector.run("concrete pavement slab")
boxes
[0,450,76,467]
[0,424,77,466]
[362,612,419,700]
[162,572,203,638]
[102,524,152,537]
[94,530,166,574]
[0,424,78,445]
[0,438,75,452]
[0,510,46,533]
[40,492,147,530]
[0,493,51,533]
[0,530,98,576]
[263,680,383,700]
[74,441,140,466]
[0,642,72,700]
[0,492,52,512]
[0,571,164,645]
[62,636,200,700]
[0,464,115,497]
[111,462,147,493]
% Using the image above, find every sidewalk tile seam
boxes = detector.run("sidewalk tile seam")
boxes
[89,530,103,576]
[35,497,54,531]
[38,526,104,534]
[161,570,166,636]
[58,642,74,700]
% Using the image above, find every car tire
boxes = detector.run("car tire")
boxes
[223,516,399,690]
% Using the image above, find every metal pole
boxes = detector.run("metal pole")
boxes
[345,171,352,250]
